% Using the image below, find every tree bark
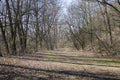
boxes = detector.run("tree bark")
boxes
[5,0,16,55]
[0,20,9,54]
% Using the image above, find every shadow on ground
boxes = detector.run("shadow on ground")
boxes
[0,63,120,80]
[10,53,120,68]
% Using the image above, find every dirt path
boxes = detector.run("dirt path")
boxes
[0,49,120,80]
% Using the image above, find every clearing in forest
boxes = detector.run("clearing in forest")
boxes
[0,48,120,80]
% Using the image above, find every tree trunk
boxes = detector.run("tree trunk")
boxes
[0,20,10,54]
[5,0,17,55]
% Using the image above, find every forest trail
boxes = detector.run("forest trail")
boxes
[0,49,120,80]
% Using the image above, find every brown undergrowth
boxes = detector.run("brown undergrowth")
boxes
[0,49,120,80]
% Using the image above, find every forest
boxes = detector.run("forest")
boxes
[0,0,120,80]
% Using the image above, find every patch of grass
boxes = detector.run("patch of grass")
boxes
[84,58,120,66]
[51,52,120,67]
[37,52,120,67]
[46,54,56,60]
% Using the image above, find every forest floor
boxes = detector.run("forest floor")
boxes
[0,48,120,80]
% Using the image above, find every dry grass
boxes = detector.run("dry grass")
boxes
[39,48,96,57]
[0,49,120,80]
[0,57,120,74]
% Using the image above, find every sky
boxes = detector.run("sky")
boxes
[63,0,73,7]
[61,0,73,14]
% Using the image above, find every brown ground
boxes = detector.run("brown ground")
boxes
[0,48,120,80]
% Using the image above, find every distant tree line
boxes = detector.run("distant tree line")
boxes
[0,0,61,56]
[66,0,120,56]
[0,0,120,57]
